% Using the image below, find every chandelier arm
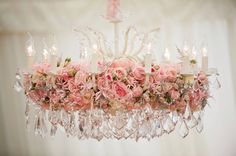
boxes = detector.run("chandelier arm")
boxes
[113,22,120,58]
[122,26,137,55]
[97,35,111,57]
[132,33,148,57]
[86,27,105,55]
[132,28,160,57]
[129,32,144,55]
[73,28,92,49]
[86,27,113,58]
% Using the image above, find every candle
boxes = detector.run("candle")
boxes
[50,44,58,69]
[25,33,36,68]
[182,43,190,73]
[43,49,49,63]
[191,46,197,60]
[163,48,170,63]
[191,46,197,73]
[201,47,208,72]
[91,44,100,73]
[42,40,49,63]
[144,43,152,73]
[26,45,34,67]
[183,44,188,56]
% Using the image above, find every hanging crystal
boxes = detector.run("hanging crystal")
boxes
[162,115,175,133]
[156,120,164,137]
[178,117,189,138]
[213,76,221,89]
[186,114,198,129]
[50,124,57,137]
[25,99,31,130]
[41,110,48,137]
[196,112,204,133]
[172,111,179,125]
[183,103,191,119]
[14,70,23,92]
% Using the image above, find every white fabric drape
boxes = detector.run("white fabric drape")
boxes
[0,0,236,156]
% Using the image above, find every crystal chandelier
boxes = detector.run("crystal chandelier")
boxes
[14,0,221,141]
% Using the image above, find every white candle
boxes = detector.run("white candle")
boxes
[43,49,49,63]
[144,43,152,73]
[91,44,100,73]
[42,40,50,63]
[201,47,208,72]
[163,48,170,63]
[25,35,36,68]
[182,43,190,73]
[26,45,35,67]
[191,46,198,73]
[183,44,188,55]
[191,46,197,60]
[50,44,58,69]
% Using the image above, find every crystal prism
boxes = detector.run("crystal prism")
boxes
[179,120,189,138]
[196,117,204,133]
[163,116,175,133]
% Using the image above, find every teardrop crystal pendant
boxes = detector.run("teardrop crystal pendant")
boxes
[213,76,221,89]
[163,115,175,133]
[183,103,191,119]
[172,111,179,125]
[14,79,23,92]
[25,100,31,130]
[178,119,189,138]
[186,114,198,129]
[14,70,23,92]
[196,117,204,133]
[155,120,164,137]
[50,125,57,137]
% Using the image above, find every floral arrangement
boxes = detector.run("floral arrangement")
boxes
[23,58,209,115]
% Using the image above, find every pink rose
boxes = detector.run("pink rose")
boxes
[133,66,145,81]
[97,76,107,89]
[110,58,134,69]
[113,81,129,97]
[28,90,40,102]
[46,74,56,88]
[198,72,208,84]
[75,71,88,84]
[169,89,180,100]
[69,92,82,103]
[55,74,70,89]
[114,67,127,79]
[49,90,60,104]
[33,63,51,74]
[106,74,112,81]
[37,89,46,98]
[195,89,208,100]
[156,68,166,81]
[68,78,79,92]
[166,67,177,81]
[132,86,143,97]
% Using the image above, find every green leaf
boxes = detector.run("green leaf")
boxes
[190,59,197,64]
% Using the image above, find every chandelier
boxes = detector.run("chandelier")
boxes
[14,0,221,141]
